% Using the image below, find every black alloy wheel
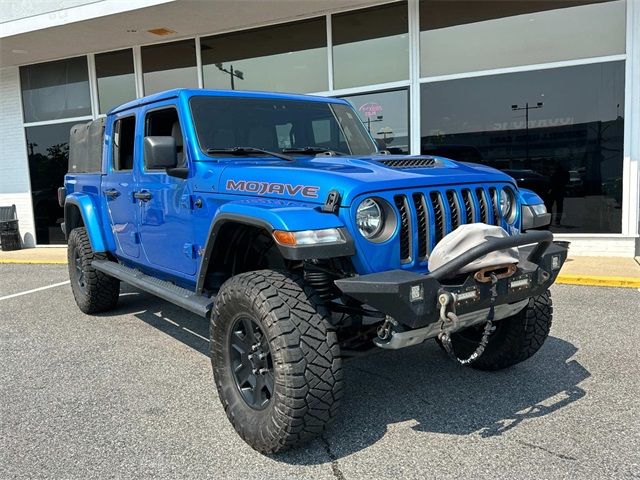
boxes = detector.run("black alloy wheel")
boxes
[229,315,274,410]
[73,247,87,294]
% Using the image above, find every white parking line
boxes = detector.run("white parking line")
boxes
[0,280,70,302]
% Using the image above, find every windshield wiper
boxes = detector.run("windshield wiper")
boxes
[206,147,293,162]
[282,146,344,156]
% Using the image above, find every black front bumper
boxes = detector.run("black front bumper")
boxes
[334,231,567,329]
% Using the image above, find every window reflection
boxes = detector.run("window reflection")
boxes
[201,18,328,93]
[20,57,91,123]
[421,61,625,233]
[332,2,409,89]
[95,49,136,113]
[26,122,77,244]
[141,40,198,95]
[419,0,626,77]
[342,89,409,154]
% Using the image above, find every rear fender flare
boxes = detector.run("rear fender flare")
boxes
[64,193,108,252]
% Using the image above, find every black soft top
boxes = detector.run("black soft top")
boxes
[68,118,105,174]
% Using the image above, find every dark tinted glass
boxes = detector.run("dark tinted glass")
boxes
[342,89,409,154]
[20,57,91,122]
[332,2,408,89]
[190,96,377,156]
[419,0,626,76]
[26,122,77,244]
[201,18,328,93]
[141,40,198,95]
[145,108,185,167]
[95,49,136,113]
[113,116,136,170]
[421,61,625,233]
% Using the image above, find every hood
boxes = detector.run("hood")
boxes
[216,155,515,207]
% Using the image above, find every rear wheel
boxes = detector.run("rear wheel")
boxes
[210,269,343,454]
[67,227,120,314]
[446,291,552,371]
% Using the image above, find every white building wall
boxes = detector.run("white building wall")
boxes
[0,66,36,247]
[553,235,637,257]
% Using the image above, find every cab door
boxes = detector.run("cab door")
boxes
[136,104,197,276]
[102,114,140,259]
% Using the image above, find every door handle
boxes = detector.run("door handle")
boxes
[105,188,120,199]
[133,190,152,202]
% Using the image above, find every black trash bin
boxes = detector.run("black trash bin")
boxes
[0,205,22,251]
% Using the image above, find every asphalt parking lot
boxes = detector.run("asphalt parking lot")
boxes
[1,263,639,479]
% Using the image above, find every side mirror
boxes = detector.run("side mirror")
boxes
[144,136,177,170]
[166,167,189,179]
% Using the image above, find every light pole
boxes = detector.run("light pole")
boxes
[511,102,543,167]
[365,114,383,134]
[215,63,244,90]
[27,142,38,156]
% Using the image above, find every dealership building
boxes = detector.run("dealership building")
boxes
[0,0,638,256]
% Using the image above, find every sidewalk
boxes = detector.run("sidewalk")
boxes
[0,247,67,264]
[555,256,640,288]
[1,247,639,288]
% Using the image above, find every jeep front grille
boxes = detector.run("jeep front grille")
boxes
[395,186,503,263]
[394,195,412,263]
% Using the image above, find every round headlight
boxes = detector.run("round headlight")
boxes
[356,198,384,239]
[500,188,516,223]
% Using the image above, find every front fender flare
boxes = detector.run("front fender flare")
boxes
[64,193,108,252]
[519,188,544,206]
[195,201,354,294]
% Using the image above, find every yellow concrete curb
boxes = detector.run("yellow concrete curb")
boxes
[0,259,67,265]
[556,274,640,288]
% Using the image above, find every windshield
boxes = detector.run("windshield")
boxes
[189,96,378,157]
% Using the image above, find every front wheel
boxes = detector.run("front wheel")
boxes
[210,270,343,454]
[446,291,553,371]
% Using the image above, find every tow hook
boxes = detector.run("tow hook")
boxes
[438,273,499,366]
[377,315,398,342]
[438,291,459,333]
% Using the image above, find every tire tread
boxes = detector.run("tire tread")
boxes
[211,269,343,453]
[453,291,553,371]
[68,227,119,314]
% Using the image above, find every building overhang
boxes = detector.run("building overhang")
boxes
[0,0,389,67]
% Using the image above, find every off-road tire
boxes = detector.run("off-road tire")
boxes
[447,291,552,371]
[67,227,120,314]
[210,269,343,454]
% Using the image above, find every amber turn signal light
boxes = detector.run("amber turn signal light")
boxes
[273,230,297,246]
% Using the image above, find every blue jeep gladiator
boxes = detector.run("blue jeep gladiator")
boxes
[59,88,566,453]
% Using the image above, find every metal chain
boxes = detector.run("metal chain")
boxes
[438,273,499,366]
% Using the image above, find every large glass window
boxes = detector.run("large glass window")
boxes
[141,40,198,95]
[342,89,409,154]
[421,61,625,233]
[332,2,409,89]
[20,57,91,123]
[201,18,328,93]
[95,49,136,113]
[26,122,77,244]
[420,0,626,77]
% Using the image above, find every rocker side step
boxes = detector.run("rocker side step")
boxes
[92,260,213,317]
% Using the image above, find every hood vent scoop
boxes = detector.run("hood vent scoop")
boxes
[378,156,437,169]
